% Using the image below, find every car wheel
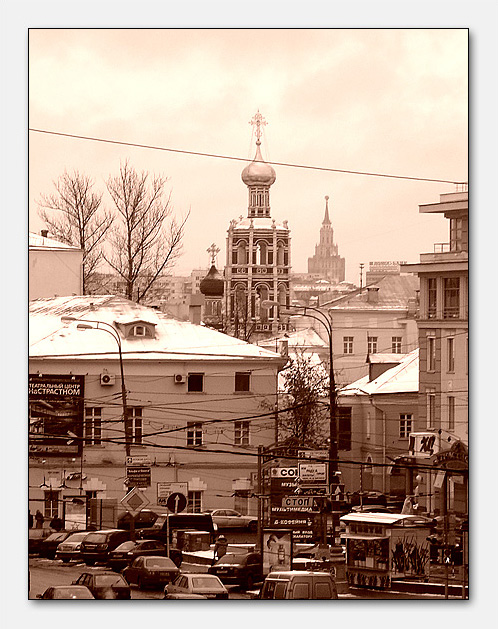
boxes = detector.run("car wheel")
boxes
[245,575,253,590]
[86,559,95,566]
[248,521,257,532]
[62,558,69,564]
[137,576,143,590]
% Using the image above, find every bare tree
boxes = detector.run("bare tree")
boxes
[278,350,329,448]
[104,161,188,303]
[38,170,113,294]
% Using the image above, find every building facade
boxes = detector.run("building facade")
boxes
[29,231,83,300]
[29,295,286,527]
[225,112,291,342]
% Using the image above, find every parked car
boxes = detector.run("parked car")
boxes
[39,531,72,559]
[73,571,131,600]
[80,529,131,565]
[143,513,217,546]
[117,509,158,530]
[165,573,229,599]
[55,531,90,563]
[123,555,180,589]
[28,528,51,555]
[108,539,168,571]
[37,585,95,599]
[205,509,257,531]
[259,571,338,600]
[208,552,262,589]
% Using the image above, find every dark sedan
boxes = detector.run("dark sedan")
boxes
[73,571,131,600]
[108,539,167,571]
[123,555,180,589]
[39,531,72,559]
[208,552,263,589]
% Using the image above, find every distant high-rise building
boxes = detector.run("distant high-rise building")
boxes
[225,111,291,341]
[307,196,345,283]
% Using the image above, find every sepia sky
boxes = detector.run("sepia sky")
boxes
[28,27,468,284]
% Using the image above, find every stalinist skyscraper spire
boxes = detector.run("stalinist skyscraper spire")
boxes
[307,196,345,283]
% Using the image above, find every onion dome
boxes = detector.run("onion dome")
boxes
[241,140,276,187]
[200,265,224,297]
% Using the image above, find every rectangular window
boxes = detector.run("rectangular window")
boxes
[235,372,251,392]
[447,337,455,372]
[428,278,437,319]
[234,420,250,446]
[187,422,203,447]
[392,337,402,353]
[129,407,143,445]
[84,407,102,445]
[337,407,352,451]
[44,490,59,519]
[187,491,202,513]
[427,336,436,372]
[450,217,468,252]
[444,277,460,319]
[343,336,354,354]
[188,373,204,392]
[399,414,413,438]
[448,396,455,431]
[367,336,378,355]
[426,388,436,428]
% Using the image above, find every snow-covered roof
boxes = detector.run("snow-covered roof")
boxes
[29,232,82,251]
[29,295,286,363]
[339,349,419,396]
[367,353,406,364]
[341,512,433,526]
[259,327,328,351]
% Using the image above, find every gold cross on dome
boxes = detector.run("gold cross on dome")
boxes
[207,243,220,266]
[249,110,267,141]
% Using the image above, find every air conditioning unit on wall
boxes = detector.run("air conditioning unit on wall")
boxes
[100,373,116,386]
[174,374,187,384]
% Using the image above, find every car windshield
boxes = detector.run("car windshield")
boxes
[191,576,224,590]
[53,587,93,599]
[84,533,109,543]
[95,575,127,587]
[215,554,243,565]
[66,532,88,542]
[45,533,67,542]
[114,541,136,552]
[144,557,175,569]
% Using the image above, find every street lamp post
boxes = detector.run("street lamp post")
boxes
[61,317,131,456]
[261,300,339,546]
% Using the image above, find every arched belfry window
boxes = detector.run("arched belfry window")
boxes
[257,241,267,265]
[278,284,287,307]
[237,242,247,265]
[277,243,285,266]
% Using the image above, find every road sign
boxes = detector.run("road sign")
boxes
[126,466,151,487]
[157,482,188,506]
[120,487,150,517]
[166,492,187,514]
[282,495,315,509]
[298,462,328,485]
[298,449,328,460]
[126,455,151,466]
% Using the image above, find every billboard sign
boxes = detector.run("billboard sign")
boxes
[29,374,84,457]
[263,529,293,575]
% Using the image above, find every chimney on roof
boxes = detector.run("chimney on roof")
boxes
[41,229,48,238]
[366,286,380,303]
[188,293,205,325]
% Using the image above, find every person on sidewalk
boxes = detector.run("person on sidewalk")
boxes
[35,510,44,529]
[212,535,228,564]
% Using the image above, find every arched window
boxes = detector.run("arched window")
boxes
[278,285,287,307]
[277,243,285,266]
[237,242,247,265]
[256,285,269,321]
[257,241,267,265]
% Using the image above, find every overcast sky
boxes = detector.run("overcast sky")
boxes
[28,27,468,284]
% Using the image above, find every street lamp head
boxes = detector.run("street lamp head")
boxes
[76,323,94,331]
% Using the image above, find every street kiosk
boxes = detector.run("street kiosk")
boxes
[340,512,433,589]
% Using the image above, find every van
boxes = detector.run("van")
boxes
[259,571,338,600]
[140,513,217,545]
[80,529,131,565]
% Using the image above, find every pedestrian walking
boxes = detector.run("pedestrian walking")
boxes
[35,510,44,529]
[212,535,228,564]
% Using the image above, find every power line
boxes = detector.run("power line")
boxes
[28,127,465,186]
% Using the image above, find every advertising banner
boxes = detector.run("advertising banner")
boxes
[263,529,293,575]
[29,374,84,457]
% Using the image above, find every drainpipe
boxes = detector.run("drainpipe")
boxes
[368,398,387,494]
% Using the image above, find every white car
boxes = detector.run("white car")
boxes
[165,573,229,599]
[55,531,90,563]
[207,509,258,530]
